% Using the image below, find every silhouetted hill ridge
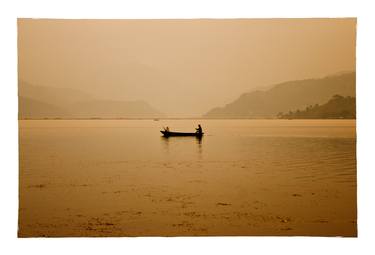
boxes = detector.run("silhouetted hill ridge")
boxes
[19,96,68,119]
[18,81,163,119]
[204,72,355,118]
[278,95,356,119]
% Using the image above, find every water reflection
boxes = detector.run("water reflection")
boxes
[160,135,203,158]
[161,136,170,154]
[196,136,203,158]
[196,135,203,144]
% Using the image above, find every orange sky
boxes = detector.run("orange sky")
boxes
[18,19,356,116]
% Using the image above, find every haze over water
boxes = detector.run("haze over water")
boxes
[18,119,356,236]
[18,19,356,116]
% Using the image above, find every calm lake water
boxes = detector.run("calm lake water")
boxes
[18,119,356,236]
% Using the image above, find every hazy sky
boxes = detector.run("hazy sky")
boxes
[18,19,356,116]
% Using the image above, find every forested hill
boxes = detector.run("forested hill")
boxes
[278,95,356,119]
[204,72,355,118]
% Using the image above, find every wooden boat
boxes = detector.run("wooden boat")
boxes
[160,130,204,137]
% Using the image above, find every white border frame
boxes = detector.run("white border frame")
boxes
[1,0,375,254]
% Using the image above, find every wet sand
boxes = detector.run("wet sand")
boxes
[18,120,357,237]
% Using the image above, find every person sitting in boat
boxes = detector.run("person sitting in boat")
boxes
[164,126,170,132]
[195,124,203,134]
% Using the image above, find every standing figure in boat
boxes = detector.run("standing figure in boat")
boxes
[196,124,203,134]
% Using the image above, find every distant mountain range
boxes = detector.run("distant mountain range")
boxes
[19,71,356,120]
[18,81,163,119]
[204,72,356,118]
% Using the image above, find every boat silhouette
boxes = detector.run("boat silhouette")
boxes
[160,130,204,137]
